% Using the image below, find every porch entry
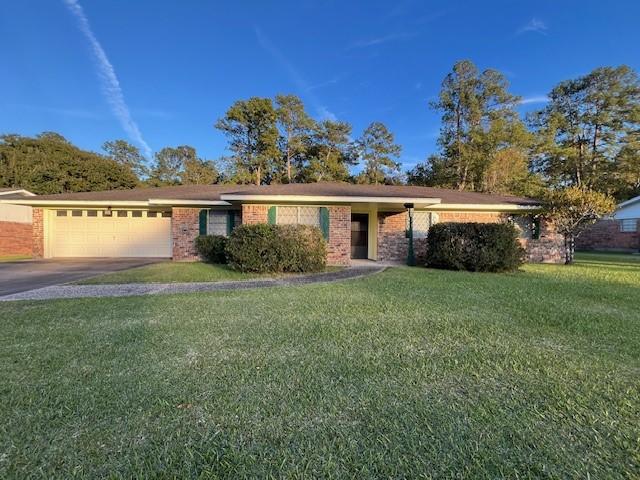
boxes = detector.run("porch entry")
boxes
[351,213,368,259]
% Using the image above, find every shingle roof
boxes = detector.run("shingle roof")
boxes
[0,188,35,198]
[6,182,539,206]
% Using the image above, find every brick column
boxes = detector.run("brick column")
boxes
[241,204,268,224]
[327,206,351,266]
[171,207,201,261]
[377,211,408,262]
[32,208,44,258]
[521,218,565,263]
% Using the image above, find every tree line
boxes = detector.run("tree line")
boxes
[1,60,638,200]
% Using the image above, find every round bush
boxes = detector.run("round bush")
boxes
[425,222,525,272]
[226,224,327,273]
[194,235,228,264]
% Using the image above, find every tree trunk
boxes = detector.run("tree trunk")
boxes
[564,233,575,264]
[256,165,261,186]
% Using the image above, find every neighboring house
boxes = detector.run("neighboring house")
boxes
[0,183,564,264]
[0,188,36,257]
[577,195,640,252]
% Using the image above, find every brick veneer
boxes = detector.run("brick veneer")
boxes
[576,218,640,252]
[32,208,44,258]
[377,210,565,264]
[171,207,201,261]
[520,218,565,263]
[241,204,268,224]
[0,221,33,256]
[327,206,351,265]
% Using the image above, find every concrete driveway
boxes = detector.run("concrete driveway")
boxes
[0,258,165,296]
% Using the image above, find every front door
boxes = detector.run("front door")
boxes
[351,214,368,259]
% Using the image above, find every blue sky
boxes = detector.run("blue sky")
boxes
[2,0,639,172]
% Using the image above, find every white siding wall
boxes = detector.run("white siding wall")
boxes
[614,199,640,220]
[0,204,32,224]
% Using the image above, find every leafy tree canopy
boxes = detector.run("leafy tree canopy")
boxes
[0,132,138,194]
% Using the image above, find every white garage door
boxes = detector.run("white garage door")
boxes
[50,209,172,258]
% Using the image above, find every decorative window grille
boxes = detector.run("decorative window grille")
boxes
[407,211,433,238]
[620,219,638,233]
[277,206,320,227]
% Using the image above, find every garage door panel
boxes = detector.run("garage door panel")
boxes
[51,210,172,258]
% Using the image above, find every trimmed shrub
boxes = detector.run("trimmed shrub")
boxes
[226,224,327,273]
[194,235,228,264]
[425,222,525,272]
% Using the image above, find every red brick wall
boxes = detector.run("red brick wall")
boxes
[577,219,640,252]
[519,218,565,263]
[32,208,44,258]
[378,212,410,263]
[171,207,201,261]
[241,204,268,224]
[327,206,351,266]
[0,221,33,256]
[377,210,565,264]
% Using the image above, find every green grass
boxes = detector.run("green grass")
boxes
[77,262,259,284]
[1,254,639,478]
[77,262,342,284]
[0,254,31,263]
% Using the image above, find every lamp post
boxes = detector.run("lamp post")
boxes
[404,203,416,266]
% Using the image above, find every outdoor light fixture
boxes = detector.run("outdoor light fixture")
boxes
[404,203,416,266]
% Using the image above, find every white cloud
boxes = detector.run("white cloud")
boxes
[63,0,152,158]
[349,32,416,49]
[519,95,549,105]
[517,18,548,35]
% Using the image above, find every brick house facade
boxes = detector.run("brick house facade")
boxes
[376,210,564,264]
[3,183,567,264]
[577,219,640,252]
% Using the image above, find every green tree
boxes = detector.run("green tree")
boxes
[0,132,137,194]
[355,122,402,184]
[102,139,148,178]
[406,155,456,187]
[275,94,315,182]
[148,145,217,186]
[302,120,356,182]
[182,157,219,185]
[429,60,524,191]
[529,65,640,191]
[544,187,615,264]
[215,97,280,185]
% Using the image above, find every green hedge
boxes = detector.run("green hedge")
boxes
[194,235,228,264]
[425,222,525,272]
[226,224,327,273]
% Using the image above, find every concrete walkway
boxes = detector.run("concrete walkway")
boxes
[0,265,386,302]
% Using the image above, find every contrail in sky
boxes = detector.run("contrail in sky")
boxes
[63,0,152,158]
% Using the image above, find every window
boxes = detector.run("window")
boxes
[56,210,67,217]
[620,219,637,233]
[71,210,83,217]
[276,206,320,227]
[147,211,158,218]
[86,210,98,217]
[117,211,128,218]
[407,211,432,239]
[206,210,241,236]
[208,210,227,236]
[161,211,172,218]
[132,211,143,218]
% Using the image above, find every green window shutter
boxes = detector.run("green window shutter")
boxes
[319,207,330,240]
[199,209,208,235]
[268,206,277,224]
[226,210,235,236]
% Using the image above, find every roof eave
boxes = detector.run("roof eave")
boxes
[220,194,442,205]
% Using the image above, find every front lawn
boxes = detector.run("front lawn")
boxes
[1,254,639,477]
[77,262,342,284]
[77,261,259,284]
